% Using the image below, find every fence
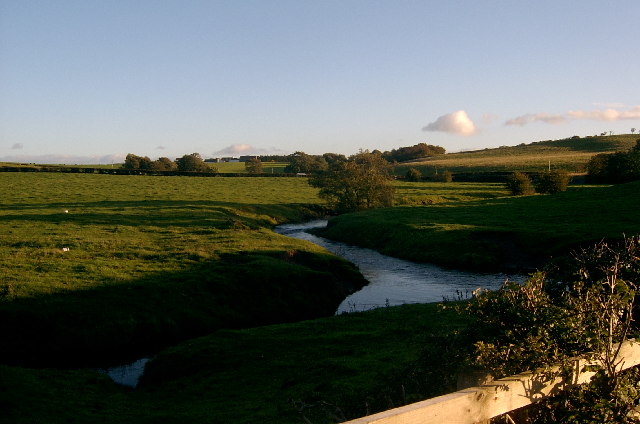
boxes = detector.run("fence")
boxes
[342,340,640,424]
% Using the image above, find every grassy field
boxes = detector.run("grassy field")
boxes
[318,181,640,271]
[2,170,638,423]
[211,161,289,174]
[396,134,638,175]
[0,173,370,367]
[0,303,468,424]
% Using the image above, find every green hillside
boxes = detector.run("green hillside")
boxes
[398,134,638,175]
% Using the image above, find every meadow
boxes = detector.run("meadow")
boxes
[2,170,639,423]
[211,161,289,174]
[319,181,640,271]
[0,173,368,367]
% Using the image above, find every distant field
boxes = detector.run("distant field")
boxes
[211,161,288,173]
[397,134,638,174]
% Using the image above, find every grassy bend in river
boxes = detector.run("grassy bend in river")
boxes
[315,181,640,272]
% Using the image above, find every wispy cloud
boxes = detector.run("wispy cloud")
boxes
[567,106,640,121]
[212,144,287,156]
[11,143,24,150]
[422,110,476,136]
[505,105,640,126]
[0,154,125,165]
[155,145,166,150]
[505,113,568,126]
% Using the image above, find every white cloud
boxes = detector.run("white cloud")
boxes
[567,106,640,121]
[505,113,567,126]
[422,110,476,136]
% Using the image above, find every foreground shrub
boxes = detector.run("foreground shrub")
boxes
[505,172,535,195]
[534,171,569,194]
[456,236,640,423]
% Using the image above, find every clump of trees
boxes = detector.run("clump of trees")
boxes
[124,153,214,173]
[505,171,569,196]
[309,151,395,213]
[587,139,640,183]
[382,143,445,163]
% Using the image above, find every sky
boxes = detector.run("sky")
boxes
[1,1,639,164]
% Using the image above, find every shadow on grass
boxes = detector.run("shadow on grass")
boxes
[0,248,366,368]
[0,199,325,229]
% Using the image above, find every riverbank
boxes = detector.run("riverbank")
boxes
[315,181,640,272]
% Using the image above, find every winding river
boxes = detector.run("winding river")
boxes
[103,219,524,387]
[274,220,524,314]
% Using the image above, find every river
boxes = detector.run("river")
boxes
[274,220,524,314]
[103,219,523,387]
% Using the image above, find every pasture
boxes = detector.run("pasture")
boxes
[0,173,369,367]
[319,181,640,271]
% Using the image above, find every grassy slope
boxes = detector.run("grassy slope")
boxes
[319,181,640,271]
[0,303,467,424]
[0,173,367,367]
[397,134,638,174]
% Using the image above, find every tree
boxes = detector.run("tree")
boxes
[632,128,636,134]
[322,153,347,166]
[150,157,177,171]
[124,153,152,170]
[245,157,263,174]
[176,153,211,173]
[284,152,328,174]
[309,151,395,213]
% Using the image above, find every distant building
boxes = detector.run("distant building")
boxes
[239,155,258,162]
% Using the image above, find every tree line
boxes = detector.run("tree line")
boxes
[124,153,214,173]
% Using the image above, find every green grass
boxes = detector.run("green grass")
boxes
[0,303,468,424]
[318,181,640,271]
[394,181,508,205]
[0,173,368,366]
[396,134,639,174]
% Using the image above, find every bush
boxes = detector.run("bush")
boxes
[455,237,640,423]
[534,171,569,194]
[434,170,453,183]
[505,172,534,195]
[405,168,422,182]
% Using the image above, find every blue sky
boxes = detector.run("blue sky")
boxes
[1,1,639,164]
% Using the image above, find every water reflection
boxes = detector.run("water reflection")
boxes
[275,220,524,314]
[98,358,149,388]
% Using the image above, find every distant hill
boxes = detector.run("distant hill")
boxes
[398,134,639,175]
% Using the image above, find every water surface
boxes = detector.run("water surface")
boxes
[275,220,523,314]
